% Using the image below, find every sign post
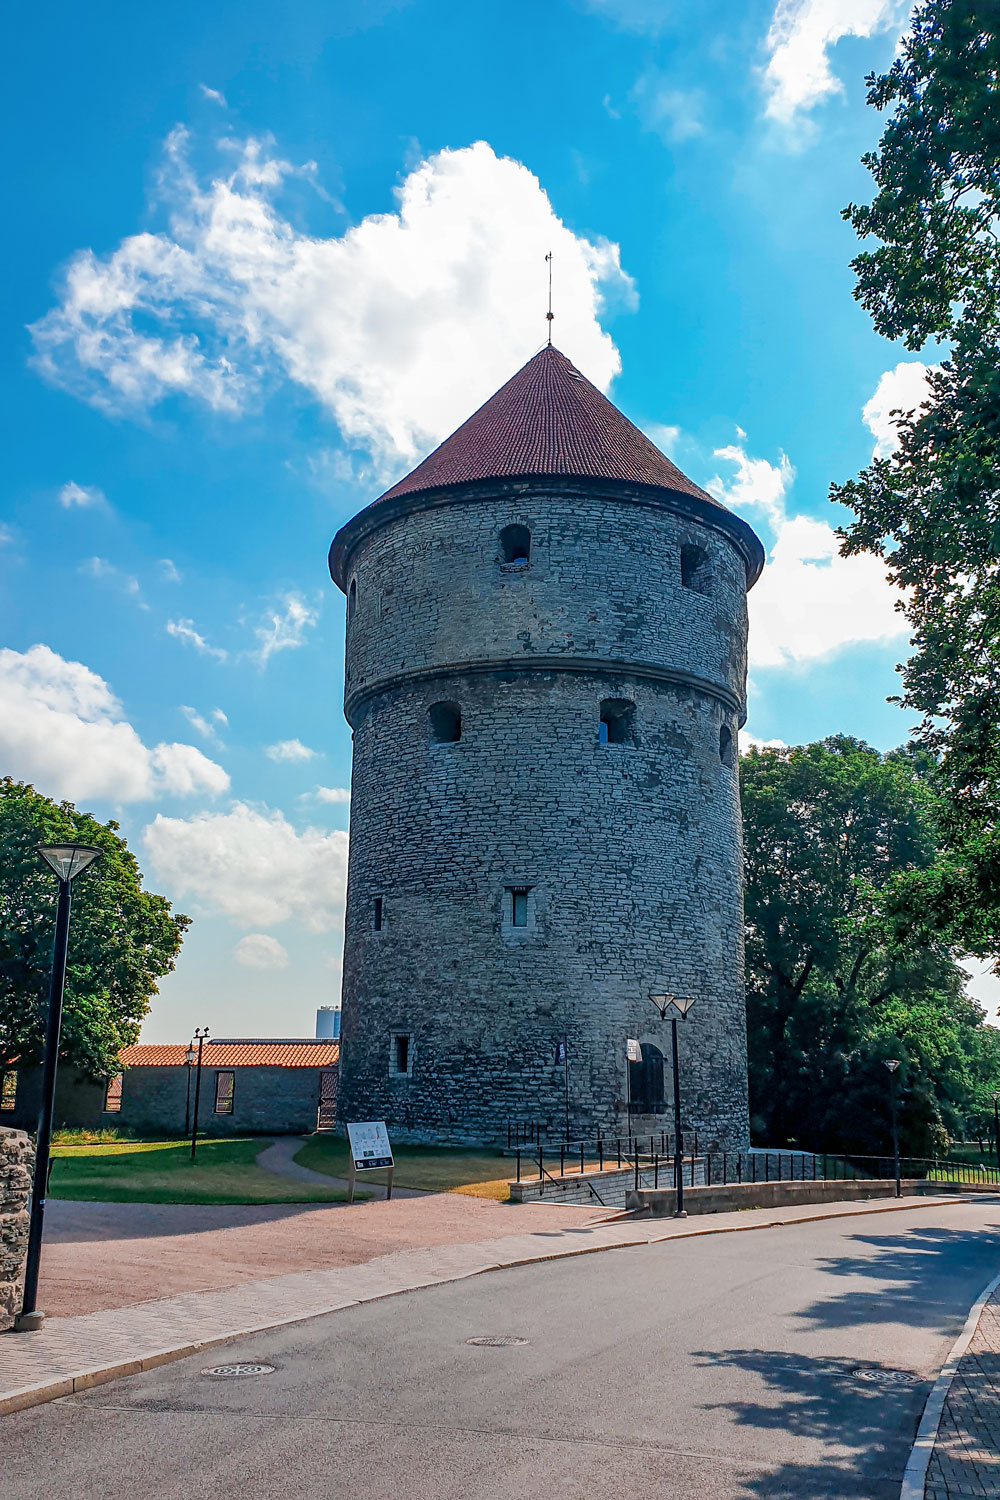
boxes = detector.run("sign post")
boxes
[345,1120,394,1203]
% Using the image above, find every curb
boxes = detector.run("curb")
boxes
[0,1192,981,1420]
[899,1268,1000,1500]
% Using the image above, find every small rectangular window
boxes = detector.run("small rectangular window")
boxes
[373,896,384,932]
[510,888,529,928]
[103,1074,123,1113]
[214,1071,235,1114]
[389,1033,412,1077]
[0,1071,16,1111]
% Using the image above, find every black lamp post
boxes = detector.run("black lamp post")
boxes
[650,992,697,1218]
[15,843,102,1332]
[885,1059,901,1198]
[184,1042,196,1137]
[190,1027,209,1160]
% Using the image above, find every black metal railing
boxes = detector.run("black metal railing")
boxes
[508,1132,1000,1192]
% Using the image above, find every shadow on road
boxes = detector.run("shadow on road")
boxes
[694,1348,925,1498]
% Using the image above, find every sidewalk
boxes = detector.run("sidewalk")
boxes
[0,1191,969,1418]
[925,1288,1000,1498]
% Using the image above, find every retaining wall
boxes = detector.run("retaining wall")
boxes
[0,1128,33,1332]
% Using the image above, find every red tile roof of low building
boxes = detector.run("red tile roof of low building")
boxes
[377,345,717,504]
[119,1041,339,1069]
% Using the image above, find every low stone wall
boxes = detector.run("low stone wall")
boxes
[1,1128,33,1332]
[628,1178,962,1217]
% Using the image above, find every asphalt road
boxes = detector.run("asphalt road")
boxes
[6,1198,1000,1499]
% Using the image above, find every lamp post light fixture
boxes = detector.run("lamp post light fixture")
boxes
[184,1043,197,1137]
[649,992,697,1218]
[885,1059,901,1199]
[190,1028,209,1160]
[15,843,102,1332]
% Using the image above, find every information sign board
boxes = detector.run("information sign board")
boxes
[346,1120,394,1172]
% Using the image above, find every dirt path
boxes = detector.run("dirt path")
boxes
[37,1195,596,1319]
[254,1136,423,1196]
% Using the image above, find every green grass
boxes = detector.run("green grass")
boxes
[49,1137,359,1205]
[295,1135,517,1201]
[52,1127,139,1146]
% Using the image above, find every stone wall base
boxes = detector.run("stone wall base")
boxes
[1,1128,34,1332]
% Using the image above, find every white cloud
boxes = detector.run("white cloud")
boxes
[251,593,317,668]
[962,958,1000,1026]
[709,440,908,668]
[0,525,14,546]
[79,555,143,604]
[311,785,351,804]
[629,74,705,142]
[266,738,317,762]
[181,705,227,745]
[644,422,681,457]
[160,557,182,582]
[199,84,228,106]
[740,731,788,753]
[762,0,906,128]
[166,617,227,661]
[581,0,671,32]
[234,933,289,970]
[143,802,348,931]
[0,644,229,802]
[863,360,934,458]
[30,132,633,474]
[59,481,106,509]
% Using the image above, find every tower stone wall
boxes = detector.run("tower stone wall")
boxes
[333,466,760,1148]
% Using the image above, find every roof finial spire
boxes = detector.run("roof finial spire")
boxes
[545,250,554,346]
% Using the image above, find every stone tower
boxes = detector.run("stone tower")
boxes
[329,346,764,1147]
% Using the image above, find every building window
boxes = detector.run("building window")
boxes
[499,523,531,568]
[628,1043,666,1113]
[0,1071,16,1111]
[429,700,462,743]
[103,1074,123,1113]
[506,886,531,928]
[389,1033,412,1078]
[680,544,711,594]
[214,1071,235,1115]
[347,577,357,621]
[373,896,384,932]
[599,699,635,746]
[720,724,734,767]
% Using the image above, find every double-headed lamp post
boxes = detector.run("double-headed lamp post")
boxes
[15,843,102,1332]
[649,992,697,1219]
[190,1027,209,1160]
[885,1059,901,1199]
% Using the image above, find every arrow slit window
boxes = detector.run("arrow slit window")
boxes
[214,1071,235,1115]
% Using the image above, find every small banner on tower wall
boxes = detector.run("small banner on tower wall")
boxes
[626,1038,642,1062]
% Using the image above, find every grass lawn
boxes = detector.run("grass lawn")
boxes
[295,1135,517,1201]
[50,1137,359,1205]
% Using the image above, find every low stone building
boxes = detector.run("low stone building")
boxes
[1,1039,339,1138]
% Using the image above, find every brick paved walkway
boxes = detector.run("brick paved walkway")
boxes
[0,1192,968,1419]
[926,1293,1000,1498]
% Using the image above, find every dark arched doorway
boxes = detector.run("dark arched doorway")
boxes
[629,1042,665,1113]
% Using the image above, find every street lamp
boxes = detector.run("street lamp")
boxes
[184,1043,196,1137]
[992,1093,999,1173]
[15,843,102,1332]
[190,1027,209,1160]
[650,992,697,1218]
[885,1059,901,1198]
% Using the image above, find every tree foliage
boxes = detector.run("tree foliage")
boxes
[0,778,189,1079]
[742,737,1000,1155]
[831,0,1000,953]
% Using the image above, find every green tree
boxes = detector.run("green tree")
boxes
[0,779,189,1079]
[742,737,995,1155]
[831,0,1000,953]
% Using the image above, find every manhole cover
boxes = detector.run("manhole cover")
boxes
[852,1368,917,1385]
[201,1362,277,1378]
[465,1336,530,1348]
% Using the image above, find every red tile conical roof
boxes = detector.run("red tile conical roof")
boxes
[377,345,715,504]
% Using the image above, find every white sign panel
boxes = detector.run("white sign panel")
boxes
[346,1120,394,1171]
[626,1038,642,1062]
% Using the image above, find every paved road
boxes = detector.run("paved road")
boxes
[7,1198,1000,1499]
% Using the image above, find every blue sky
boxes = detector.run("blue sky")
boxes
[6,0,994,1038]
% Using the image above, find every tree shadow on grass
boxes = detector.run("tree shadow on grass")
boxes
[693,1347,926,1498]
